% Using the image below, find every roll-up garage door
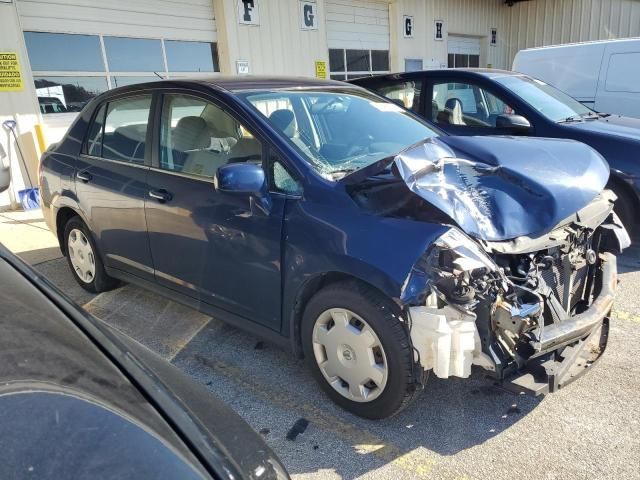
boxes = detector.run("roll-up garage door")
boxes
[326,0,391,80]
[448,36,481,68]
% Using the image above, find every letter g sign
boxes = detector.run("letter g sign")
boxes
[300,1,318,30]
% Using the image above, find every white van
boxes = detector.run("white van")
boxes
[513,38,640,119]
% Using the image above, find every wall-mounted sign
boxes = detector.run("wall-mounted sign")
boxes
[238,0,259,25]
[490,28,497,46]
[403,15,414,38]
[0,52,23,92]
[236,60,250,75]
[434,19,444,41]
[300,1,318,30]
[315,60,327,79]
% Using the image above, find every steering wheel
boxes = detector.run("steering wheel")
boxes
[345,133,374,157]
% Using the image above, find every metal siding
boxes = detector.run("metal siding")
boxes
[390,0,506,71]
[16,0,217,42]
[217,0,329,77]
[503,0,640,68]
[327,0,390,49]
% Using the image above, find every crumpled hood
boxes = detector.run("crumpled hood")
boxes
[394,136,609,241]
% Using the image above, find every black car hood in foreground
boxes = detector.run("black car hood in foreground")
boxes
[0,245,288,480]
[391,135,610,241]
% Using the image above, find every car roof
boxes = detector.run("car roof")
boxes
[355,68,524,82]
[102,76,354,98]
[197,75,351,91]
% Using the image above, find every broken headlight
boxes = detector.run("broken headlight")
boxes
[425,228,508,306]
[401,227,506,306]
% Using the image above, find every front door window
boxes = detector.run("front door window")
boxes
[159,94,263,178]
[431,81,520,128]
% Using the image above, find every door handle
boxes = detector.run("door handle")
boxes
[149,189,172,202]
[76,171,92,182]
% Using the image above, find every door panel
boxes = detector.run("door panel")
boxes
[75,95,154,281]
[76,158,153,279]
[144,93,284,330]
[145,171,284,328]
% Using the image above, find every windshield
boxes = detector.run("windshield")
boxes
[238,88,439,179]
[495,75,594,122]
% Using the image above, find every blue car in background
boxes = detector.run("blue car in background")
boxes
[39,77,629,419]
[352,69,640,229]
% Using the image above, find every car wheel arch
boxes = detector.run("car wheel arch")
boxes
[289,271,401,359]
[55,207,96,257]
[56,207,80,255]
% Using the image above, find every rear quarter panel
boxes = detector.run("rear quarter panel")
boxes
[40,104,95,233]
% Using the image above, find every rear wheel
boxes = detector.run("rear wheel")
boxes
[302,280,426,419]
[63,216,119,293]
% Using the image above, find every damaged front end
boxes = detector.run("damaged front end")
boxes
[391,138,631,394]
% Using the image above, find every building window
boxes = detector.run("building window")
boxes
[329,48,390,80]
[35,76,108,113]
[165,41,219,72]
[104,37,164,72]
[24,31,219,114]
[447,54,480,68]
[24,32,103,71]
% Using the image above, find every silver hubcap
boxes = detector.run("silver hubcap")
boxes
[312,308,388,403]
[67,229,96,284]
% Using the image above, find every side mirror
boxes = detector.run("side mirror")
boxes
[0,142,9,194]
[496,114,531,134]
[215,163,271,214]
[215,162,267,195]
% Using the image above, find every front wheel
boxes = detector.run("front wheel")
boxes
[301,280,426,419]
[63,216,119,293]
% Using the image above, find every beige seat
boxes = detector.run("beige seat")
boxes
[174,116,240,177]
[437,98,466,125]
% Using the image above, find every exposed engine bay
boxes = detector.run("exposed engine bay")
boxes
[405,191,628,387]
[346,138,630,393]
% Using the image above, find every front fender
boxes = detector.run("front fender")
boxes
[282,200,449,339]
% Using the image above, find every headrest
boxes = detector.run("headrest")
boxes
[173,116,210,151]
[445,98,463,111]
[269,109,295,138]
[113,125,146,142]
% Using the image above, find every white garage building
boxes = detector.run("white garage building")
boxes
[1,0,640,209]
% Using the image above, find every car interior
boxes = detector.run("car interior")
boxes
[432,82,515,128]
[102,124,148,163]
[160,98,262,177]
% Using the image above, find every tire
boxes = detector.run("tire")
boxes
[301,280,427,419]
[63,216,119,293]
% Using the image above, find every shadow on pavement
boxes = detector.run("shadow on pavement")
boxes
[172,320,543,479]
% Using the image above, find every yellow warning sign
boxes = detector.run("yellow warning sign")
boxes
[315,60,327,80]
[0,52,24,92]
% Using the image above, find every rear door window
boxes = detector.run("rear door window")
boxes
[102,96,152,164]
[374,79,423,113]
[85,104,107,157]
[84,95,152,164]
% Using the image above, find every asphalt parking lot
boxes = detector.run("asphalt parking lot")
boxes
[5,211,640,480]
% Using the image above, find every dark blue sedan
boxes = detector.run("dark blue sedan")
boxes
[352,69,640,229]
[40,77,629,419]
